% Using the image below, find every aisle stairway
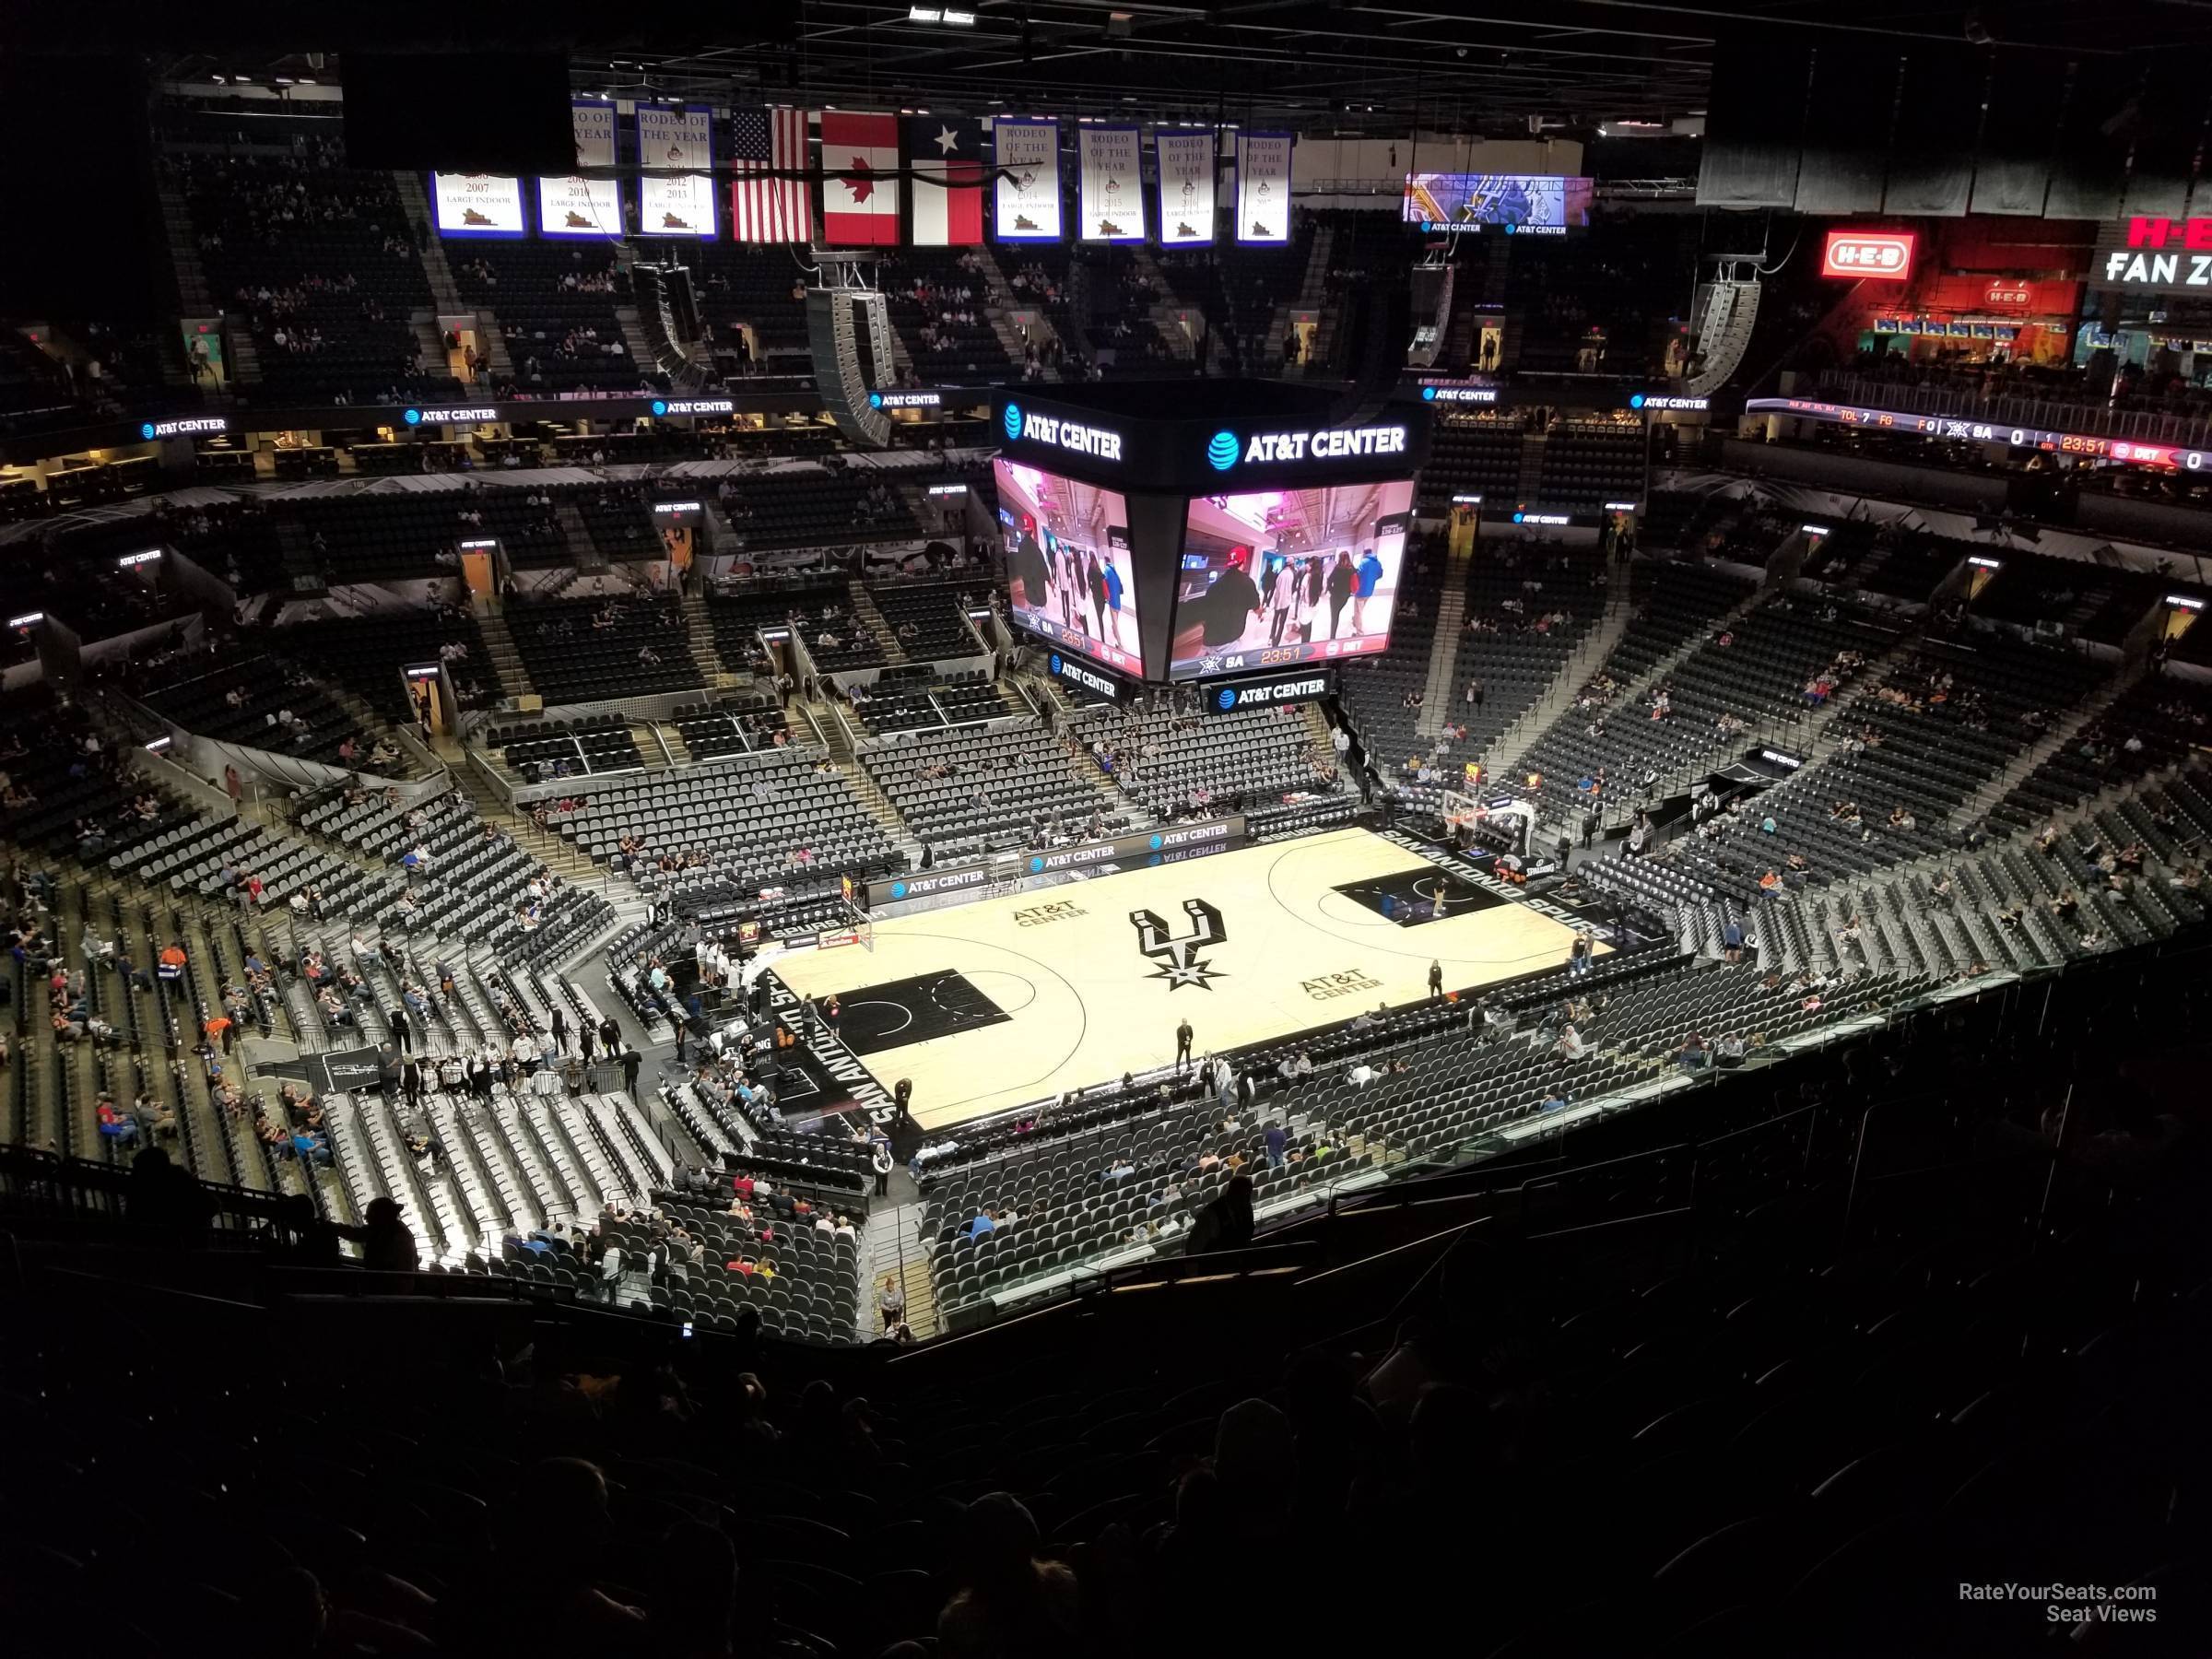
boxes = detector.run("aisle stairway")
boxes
[1413,544,1473,736]
[477,611,532,700]
[865,1200,940,1341]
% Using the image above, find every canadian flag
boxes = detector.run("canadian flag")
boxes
[820,111,901,246]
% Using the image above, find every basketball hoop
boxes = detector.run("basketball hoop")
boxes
[818,895,875,953]
[1441,789,1485,834]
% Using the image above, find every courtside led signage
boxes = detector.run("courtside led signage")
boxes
[1630,393,1709,411]
[1004,402,1124,461]
[1820,230,1915,281]
[871,390,943,408]
[1420,385,1500,404]
[140,417,229,439]
[404,406,498,425]
[1211,423,1407,469]
[649,398,735,417]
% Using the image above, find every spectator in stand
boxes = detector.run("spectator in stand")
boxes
[1185,1172,1254,1255]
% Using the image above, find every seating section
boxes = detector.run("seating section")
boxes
[1969,549,2166,645]
[1499,217,1691,377]
[863,720,1127,861]
[171,129,454,405]
[1501,561,1755,802]
[846,665,1001,736]
[1419,414,1524,508]
[1085,700,1352,836]
[271,611,503,718]
[672,695,791,762]
[573,487,660,561]
[138,652,408,773]
[717,469,923,551]
[552,754,902,924]
[488,712,645,782]
[871,582,983,661]
[1672,635,2113,903]
[882,250,1016,382]
[1994,670,2212,830]
[1535,418,1646,511]
[788,592,887,676]
[300,788,615,971]
[6,941,2199,1659]
[678,243,816,371]
[507,596,701,703]
[450,244,644,393]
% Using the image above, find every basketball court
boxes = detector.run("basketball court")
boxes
[771,827,1603,1132]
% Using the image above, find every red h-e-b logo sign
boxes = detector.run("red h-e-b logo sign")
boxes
[2126,217,2212,250]
[1821,230,1915,281]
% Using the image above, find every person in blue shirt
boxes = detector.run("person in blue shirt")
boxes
[1102,558,1126,651]
[964,1208,996,1241]
[1541,1088,1569,1114]
[1352,547,1386,633]
[1264,1121,1288,1169]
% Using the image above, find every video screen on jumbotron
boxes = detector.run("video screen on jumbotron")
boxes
[1403,173,1593,235]
[994,458,1143,677]
[1168,479,1415,680]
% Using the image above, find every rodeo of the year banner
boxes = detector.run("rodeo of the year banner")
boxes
[1077,124,1144,242]
[1155,129,1217,245]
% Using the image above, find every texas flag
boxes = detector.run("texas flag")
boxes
[820,110,900,246]
[906,114,983,245]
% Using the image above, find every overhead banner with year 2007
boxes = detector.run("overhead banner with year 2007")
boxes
[1077,125,1144,242]
[538,101,624,238]
[1237,132,1293,243]
[637,105,717,237]
[994,117,1063,242]
[1155,129,1216,245]
[431,172,526,238]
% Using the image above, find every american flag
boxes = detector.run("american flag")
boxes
[730,107,809,241]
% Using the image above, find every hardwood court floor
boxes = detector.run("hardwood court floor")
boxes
[771,827,1599,1132]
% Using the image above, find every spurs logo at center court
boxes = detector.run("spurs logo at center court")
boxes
[1130,899,1228,991]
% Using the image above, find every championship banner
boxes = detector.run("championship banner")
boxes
[1155,129,1217,245]
[538,101,624,239]
[638,105,717,237]
[1236,132,1294,244]
[994,117,1063,242]
[430,172,526,238]
[1077,124,1144,242]
[821,110,901,246]
[908,113,984,246]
